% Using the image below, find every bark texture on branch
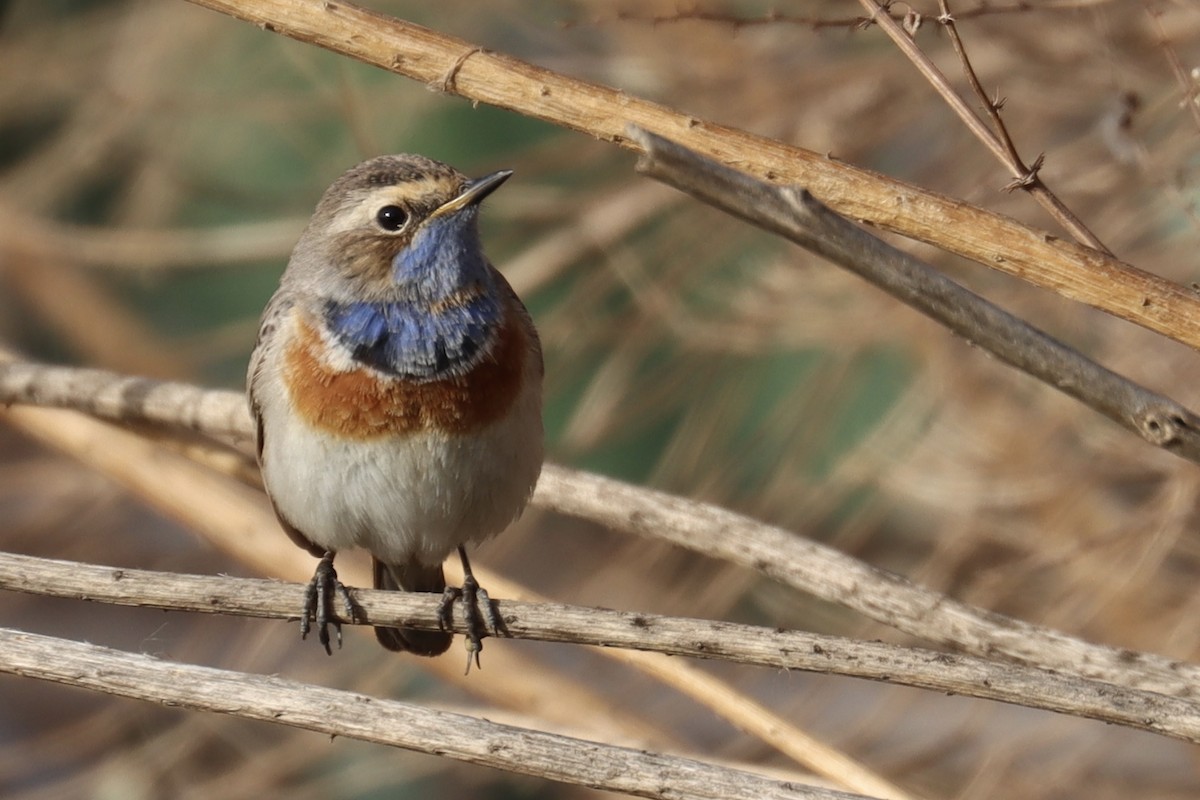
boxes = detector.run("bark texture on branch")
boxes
[181,0,1200,352]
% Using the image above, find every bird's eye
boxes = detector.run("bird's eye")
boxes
[375,205,409,232]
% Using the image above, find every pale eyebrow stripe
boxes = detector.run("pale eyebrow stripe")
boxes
[324,177,458,236]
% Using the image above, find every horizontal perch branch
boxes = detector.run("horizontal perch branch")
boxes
[4,543,1200,743]
[3,363,1200,701]
[0,627,847,800]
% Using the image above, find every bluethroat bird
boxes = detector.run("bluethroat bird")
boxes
[248,154,543,668]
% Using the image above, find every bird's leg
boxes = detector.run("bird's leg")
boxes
[438,545,503,673]
[301,551,357,655]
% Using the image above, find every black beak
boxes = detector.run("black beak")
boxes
[433,169,513,217]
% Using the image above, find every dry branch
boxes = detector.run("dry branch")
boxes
[0,628,852,800]
[628,128,1200,462]
[3,363,1200,702]
[535,467,1200,700]
[0,391,910,800]
[4,550,1200,744]
[180,0,1200,351]
[0,361,255,449]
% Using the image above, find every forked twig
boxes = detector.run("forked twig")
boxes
[857,0,1111,254]
[935,0,1035,188]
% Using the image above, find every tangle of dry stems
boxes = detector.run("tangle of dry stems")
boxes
[3,362,1200,702]
[182,0,1200,352]
[6,4,1200,796]
[5,114,1200,792]
[0,396,914,800]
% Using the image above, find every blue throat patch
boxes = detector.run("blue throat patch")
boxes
[323,211,502,378]
[323,295,501,378]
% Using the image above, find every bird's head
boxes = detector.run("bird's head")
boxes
[286,154,511,305]
[283,154,514,378]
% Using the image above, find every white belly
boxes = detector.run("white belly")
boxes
[258,377,542,567]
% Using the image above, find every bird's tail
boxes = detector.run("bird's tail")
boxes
[372,558,453,656]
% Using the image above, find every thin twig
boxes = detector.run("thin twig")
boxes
[3,550,1200,743]
[180,0,1200,351]
[561,1,1121,31]
[1143,1,1200,136]
[0,628,848,800]
[4,364,1200,700]
[856,0,1111,254]
[935,0,1027,178]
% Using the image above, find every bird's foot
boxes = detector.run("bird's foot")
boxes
[438,572,504,675]
[301,552,358,655]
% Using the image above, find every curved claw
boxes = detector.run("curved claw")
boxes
[438,573,503,675]
[301,552,357,655]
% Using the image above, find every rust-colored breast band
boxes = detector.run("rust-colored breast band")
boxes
[283,307,526,439]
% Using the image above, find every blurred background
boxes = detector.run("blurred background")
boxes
[3,0,1200,797]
